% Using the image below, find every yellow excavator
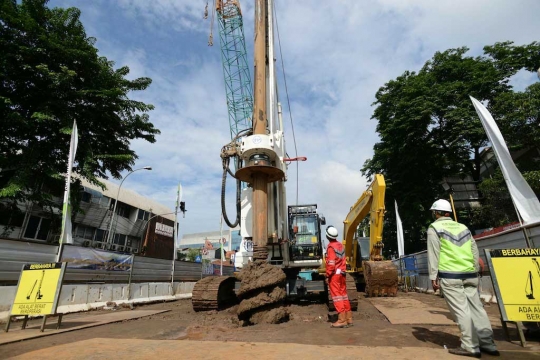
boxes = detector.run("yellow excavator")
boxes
[335,174,398,302]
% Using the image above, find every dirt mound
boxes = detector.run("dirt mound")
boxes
[236,260,286,297]
[237,287,287,318]
[248,305,290,325]
[236,260,288,325]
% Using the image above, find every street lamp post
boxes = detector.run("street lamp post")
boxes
[106,166,152,245]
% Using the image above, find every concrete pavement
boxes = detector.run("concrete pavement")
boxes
[7,338,539,360]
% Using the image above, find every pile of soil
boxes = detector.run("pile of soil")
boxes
[236,260,289,326]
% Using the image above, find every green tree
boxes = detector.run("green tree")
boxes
[362,42,540,255]
[186,248,201,262]
[0,0,159,220]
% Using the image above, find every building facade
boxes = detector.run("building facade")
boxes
[0,176,174,256]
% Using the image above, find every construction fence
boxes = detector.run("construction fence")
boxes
[392,223,540,301]
[0,239,234,316]
[0,239,234,285]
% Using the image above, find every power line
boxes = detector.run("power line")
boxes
[274,1,300,205]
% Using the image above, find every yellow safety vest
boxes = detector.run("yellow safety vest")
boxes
[430,219,476,279]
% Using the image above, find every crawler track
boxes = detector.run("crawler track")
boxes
[192,276,237,312]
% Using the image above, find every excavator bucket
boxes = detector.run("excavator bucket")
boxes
[363,261,398,297]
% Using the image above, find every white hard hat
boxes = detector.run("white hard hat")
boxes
[430,199,452,213]
[326,226,338,240]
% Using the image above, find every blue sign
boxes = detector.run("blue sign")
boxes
[195,255,202,263]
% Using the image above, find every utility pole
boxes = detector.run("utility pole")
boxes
[171,183,182,293]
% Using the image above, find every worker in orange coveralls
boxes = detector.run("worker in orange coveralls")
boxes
[325,225,352,328]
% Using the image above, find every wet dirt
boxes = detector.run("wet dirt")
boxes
[236,261,286,297]
[236,260,288,325]
[1,292,539,359]
[237,287,287,318]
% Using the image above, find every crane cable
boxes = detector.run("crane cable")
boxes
[273,1,299,205]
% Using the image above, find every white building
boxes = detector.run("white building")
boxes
[0,176,173,254]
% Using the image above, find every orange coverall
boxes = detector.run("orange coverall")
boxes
[326,240,351,313]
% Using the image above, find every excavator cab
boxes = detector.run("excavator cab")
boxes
[355,237,371,268]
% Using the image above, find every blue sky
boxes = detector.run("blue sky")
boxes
[49,0,540,241]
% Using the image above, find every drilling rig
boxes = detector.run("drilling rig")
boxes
[192,0,330,321]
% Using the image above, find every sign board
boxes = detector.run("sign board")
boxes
[10,262,66,316]
[155,222,173,237]
[202,262,214,275]
[485,248,540,322]
[243,240,253,253]
[195,255,202,263]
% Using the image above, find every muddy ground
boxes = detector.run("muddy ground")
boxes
[1,292,539,358]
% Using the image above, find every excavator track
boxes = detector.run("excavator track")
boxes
[192,276,237,312]
[326,273,358,312]
[364,261,398,297]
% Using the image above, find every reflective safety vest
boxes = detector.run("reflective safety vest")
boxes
[430,219,476,279]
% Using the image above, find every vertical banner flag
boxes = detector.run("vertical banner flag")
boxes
[395,200,405,257]
[173,183,182,257]
[60,121,79,244]
[470,97,540,225]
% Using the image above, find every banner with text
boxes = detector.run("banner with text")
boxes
[61,246,133,271]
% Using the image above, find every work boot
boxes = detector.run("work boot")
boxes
[331,312,348,328]
[479,347,500,356]
[346,311,353,326]
[448,348,481,358]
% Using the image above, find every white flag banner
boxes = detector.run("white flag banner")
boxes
[470,97,540,225]
[60,121,79,244]
[395,200,405,257]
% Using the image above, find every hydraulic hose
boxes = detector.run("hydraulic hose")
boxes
[221,157,241,228]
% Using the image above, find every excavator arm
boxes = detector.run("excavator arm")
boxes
[342,174,398,297]
[343,174,386,271]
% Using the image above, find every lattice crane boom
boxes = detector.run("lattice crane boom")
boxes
[215,0,253,140]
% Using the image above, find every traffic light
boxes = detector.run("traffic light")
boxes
[180,201,186,218]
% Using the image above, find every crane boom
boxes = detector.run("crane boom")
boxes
[216,0,253,140]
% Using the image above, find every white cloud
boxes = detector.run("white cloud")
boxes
[51,0,540,239]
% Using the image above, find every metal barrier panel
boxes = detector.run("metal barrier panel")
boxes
[0,239,57,284]
[131,256,173,282]
[173,261,203,281]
